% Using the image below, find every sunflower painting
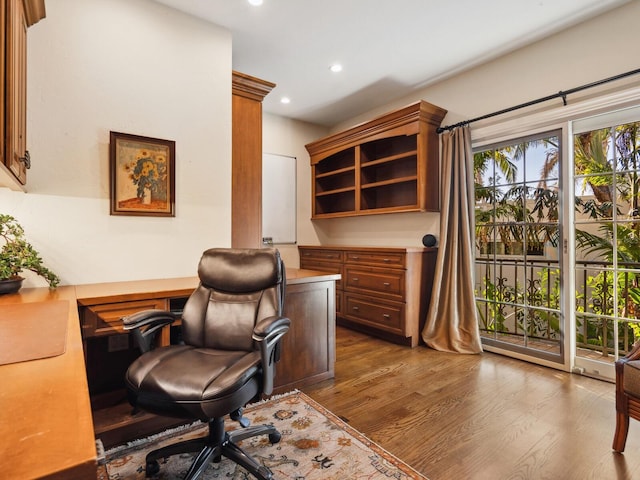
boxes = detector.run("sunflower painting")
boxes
[109,132,175,216]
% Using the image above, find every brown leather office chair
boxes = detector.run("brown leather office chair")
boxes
[613,342,640,452]
[123,248,290,480]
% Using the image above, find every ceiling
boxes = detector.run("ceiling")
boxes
[153,0,629,127]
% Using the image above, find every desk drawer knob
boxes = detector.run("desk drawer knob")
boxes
[352,306,359,311]
[383,313,391,319]
[352,277,359,282]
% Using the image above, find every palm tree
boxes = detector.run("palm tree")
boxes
[474,137,560,253]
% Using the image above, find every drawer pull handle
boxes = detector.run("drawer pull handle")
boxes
[383,258,391,262]
[353,306,359,311]
[352,256,359,260]
[352,277,359,282]
[383,282,390,286]
[383,314,391,319]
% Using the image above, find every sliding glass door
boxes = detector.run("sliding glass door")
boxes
[474,130,563,362]
[573,108,640,379]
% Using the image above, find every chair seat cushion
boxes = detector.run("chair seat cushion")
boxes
[125,345,261,420]
[624,360,640,397]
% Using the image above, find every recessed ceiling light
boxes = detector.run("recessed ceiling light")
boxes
[248,0,263,6]
[330,64,343,73]
[280,97,291,104]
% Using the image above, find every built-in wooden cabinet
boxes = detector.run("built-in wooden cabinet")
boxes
[0,0,45,189]
[299,245,437,347]
[231,71,275,248]
[305,101,447,219]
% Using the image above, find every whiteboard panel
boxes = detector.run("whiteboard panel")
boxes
[262,153,296,244]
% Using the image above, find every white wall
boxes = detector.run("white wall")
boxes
[0,0,232,287]
[308,0,640,249]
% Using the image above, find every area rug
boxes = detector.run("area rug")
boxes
[102,390,427,479]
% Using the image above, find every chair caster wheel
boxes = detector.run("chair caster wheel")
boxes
[268,432,282,444]
[146,460,160,477]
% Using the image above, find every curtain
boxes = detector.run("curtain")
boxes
[421,126,483,354]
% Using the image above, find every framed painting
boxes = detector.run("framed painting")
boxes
[109,131,176,217]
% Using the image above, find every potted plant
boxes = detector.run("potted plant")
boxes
[0,214,60,293]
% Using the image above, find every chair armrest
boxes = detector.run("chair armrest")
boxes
[625,341,640,362]
[122,309,178,353]
[254,316,291,339]
[253,315,291,395]
[617,340,640,368]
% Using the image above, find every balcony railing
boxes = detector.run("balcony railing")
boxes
[475,257,640,360]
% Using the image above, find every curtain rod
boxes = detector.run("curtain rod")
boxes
[436,66,640,134]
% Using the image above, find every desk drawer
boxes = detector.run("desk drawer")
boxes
[345,250,405,268]
[344,293,405,335]
[299,248,343,290]
[299,248,343,263]
[344,266,404,300]
[81,299,168,338]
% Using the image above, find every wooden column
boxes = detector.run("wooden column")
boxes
[231,71,275,248]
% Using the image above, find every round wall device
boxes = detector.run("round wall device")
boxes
[422,234,437,247]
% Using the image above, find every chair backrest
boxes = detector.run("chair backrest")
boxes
[180,248,284,351]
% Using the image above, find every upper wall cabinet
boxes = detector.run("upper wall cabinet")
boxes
[305,101,447,219]
[1,0,45,190]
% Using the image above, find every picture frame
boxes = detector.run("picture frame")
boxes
[109,131,176,217]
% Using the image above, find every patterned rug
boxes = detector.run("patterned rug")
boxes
[102,390,428,479]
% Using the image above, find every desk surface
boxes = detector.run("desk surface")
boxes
[0,286,97,480]
[75,269,340,306]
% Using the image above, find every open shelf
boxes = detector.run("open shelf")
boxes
[360,134,417,164]
[315,169,355,194]
[306,101,446,219]
[313,147,355,174]
[361,156,417,187]
[361,150,418,167]
[361,179,418,211]
[315,190,356,216]
[316,165,355,178]
[361,175,418,190]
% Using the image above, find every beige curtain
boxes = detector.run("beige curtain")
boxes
[421,126,483,354]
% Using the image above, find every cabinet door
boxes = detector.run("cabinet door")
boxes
[0,0,5,169]
[5,0,28,184]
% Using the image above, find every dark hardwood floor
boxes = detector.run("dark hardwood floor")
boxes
[302,326,640,480]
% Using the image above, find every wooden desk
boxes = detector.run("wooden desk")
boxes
[0,287,97,480]
[75,269,339,447]
[277,268,338,392]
